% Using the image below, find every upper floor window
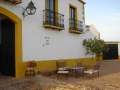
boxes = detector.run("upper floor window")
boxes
[70,6,76,29]
[43,0,64,30]
[46,0,55,11]
[70,6,76,20]
[69,5,83,34]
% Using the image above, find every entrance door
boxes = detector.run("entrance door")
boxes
[103,44,118,60]
[0,18,15,76]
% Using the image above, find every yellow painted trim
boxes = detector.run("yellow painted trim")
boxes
[78,0,86,4]
[69,30,82,34]
[55,0,58,12]
[43,24,64,30]
[118,56,120,60]
[55,0,58,25]
[0,6,24,78]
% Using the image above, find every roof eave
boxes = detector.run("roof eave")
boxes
[78,0,86,4]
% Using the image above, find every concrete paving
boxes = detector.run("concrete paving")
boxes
[100,60,120,76]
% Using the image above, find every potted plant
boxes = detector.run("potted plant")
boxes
[83,38,106,61]
[25,61,37,76]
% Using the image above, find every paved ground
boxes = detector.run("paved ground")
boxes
[1,73,120,90]
[100,60,120,76]
[0,60,120,90]
[0,76,39,90]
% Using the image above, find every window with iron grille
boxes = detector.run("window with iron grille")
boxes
[69,5,83,34]
[43,0,64,30]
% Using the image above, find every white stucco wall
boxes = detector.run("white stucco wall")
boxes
[0,0,98,61]
[85,25,100,39]
[118,43,120,56]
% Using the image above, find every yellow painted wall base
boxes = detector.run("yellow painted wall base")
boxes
[18,54,120,78]
[36,61,57,72]
[16,60,26,78]
[118,56,120,60]
[17,57,102,78]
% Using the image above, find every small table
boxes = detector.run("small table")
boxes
[68,67,85,77]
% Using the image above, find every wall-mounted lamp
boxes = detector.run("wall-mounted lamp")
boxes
[22,1,36,17]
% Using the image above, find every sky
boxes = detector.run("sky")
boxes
[85,0,120,41]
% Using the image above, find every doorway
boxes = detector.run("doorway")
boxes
[0,15,15,76]
[103,44,118,60]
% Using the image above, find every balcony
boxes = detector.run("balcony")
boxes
[5,0,22,4]
[69,19,84,34]
[43,9,64,30]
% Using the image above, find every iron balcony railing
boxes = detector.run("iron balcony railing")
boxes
[43,9,64,30]
[5,0,22,4]
[69,18,84,33]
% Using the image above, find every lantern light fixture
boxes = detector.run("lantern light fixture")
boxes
[22,1,36,17]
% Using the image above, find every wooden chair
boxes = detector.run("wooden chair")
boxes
[56,61,69,78]
[83,61,101,78]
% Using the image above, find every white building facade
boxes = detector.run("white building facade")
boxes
[0,0,99,78]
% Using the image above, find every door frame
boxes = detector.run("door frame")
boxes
[0,6,24,78]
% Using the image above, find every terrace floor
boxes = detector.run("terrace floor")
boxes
[0,60,120,90]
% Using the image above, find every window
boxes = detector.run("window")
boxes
[43,0,64,30]
[46,0,55,11]
[45,0,55,25]
[69,5,83,34]
[70,6,76,29]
